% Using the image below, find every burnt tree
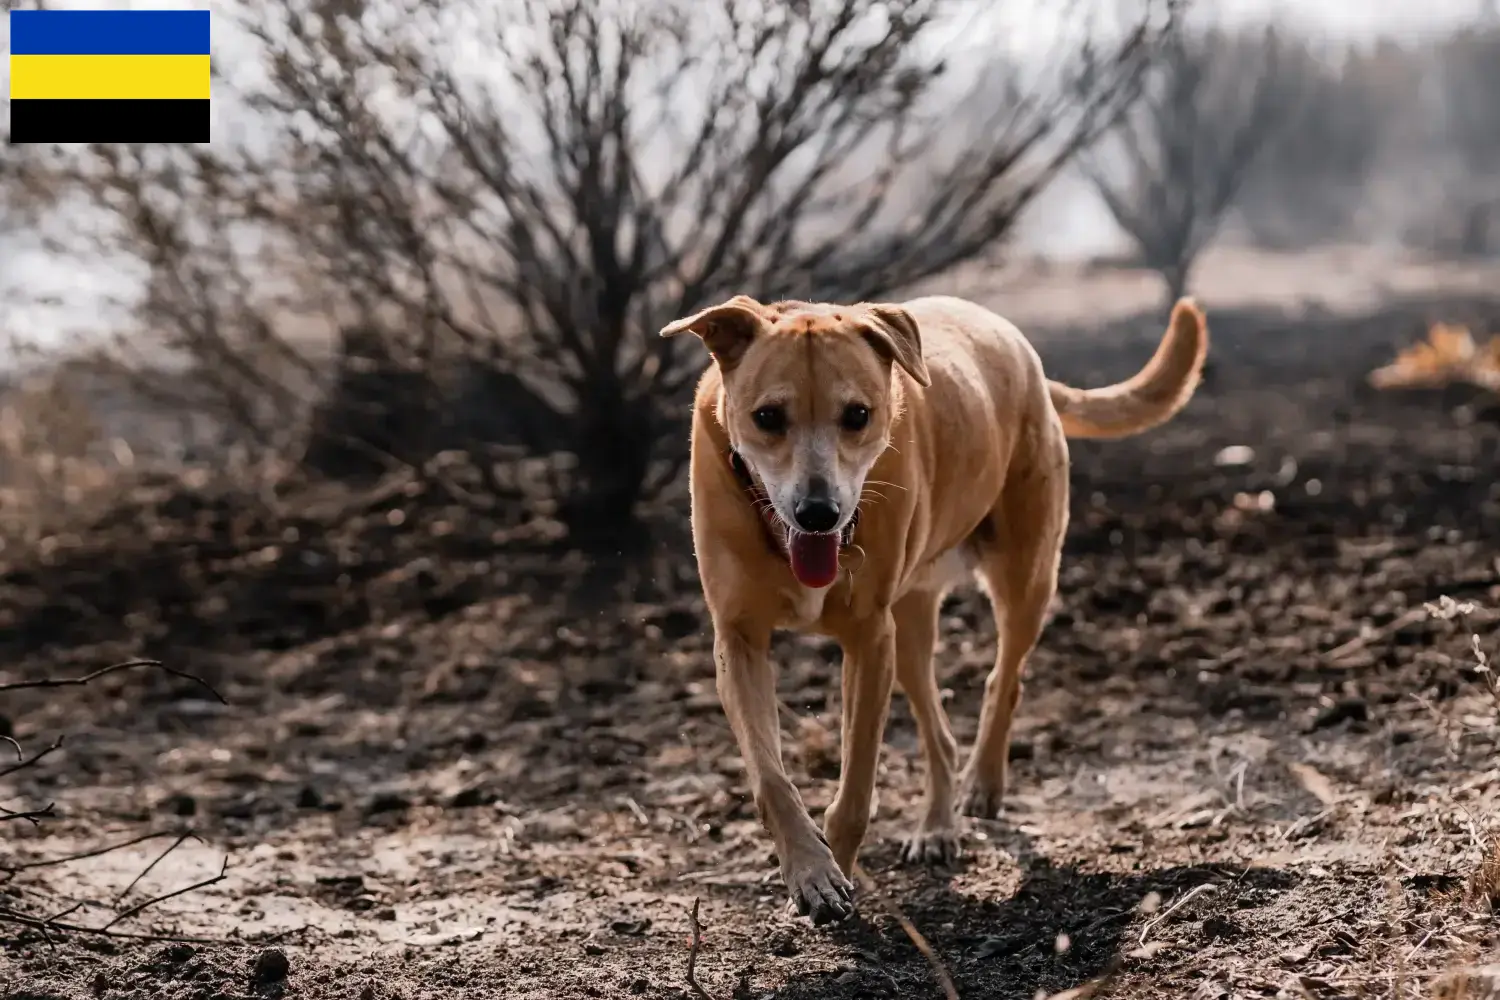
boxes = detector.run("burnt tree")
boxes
[1085,24,1299,305]
[29,0,1178,548]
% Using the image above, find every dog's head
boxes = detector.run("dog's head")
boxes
[662,295,929,583]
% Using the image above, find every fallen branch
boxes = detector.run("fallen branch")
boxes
[1139,883,1219,946]
[113,831,201,906]
[0,802,56,825]
[0,737,63,780]
[1,656,230,945]
[0,659,226,703]
[0,907,223,945]
[104,856,229,930]
[0,849,231,944]
[5,829,197,872]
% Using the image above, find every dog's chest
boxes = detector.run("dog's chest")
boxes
[908,546,976,594]
[773,546,975,630]
[777,583,831,629]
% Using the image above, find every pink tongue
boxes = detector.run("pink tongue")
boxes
[789,532,841,589]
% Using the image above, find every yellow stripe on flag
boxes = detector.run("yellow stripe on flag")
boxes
[9,55,210,100]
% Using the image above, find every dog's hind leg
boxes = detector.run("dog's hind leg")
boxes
[959,445,1069,819]
[891,586,962,864]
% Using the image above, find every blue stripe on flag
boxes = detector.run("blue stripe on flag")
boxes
[9,10,210,56]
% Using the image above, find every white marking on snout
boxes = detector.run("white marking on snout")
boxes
[779,427,842,525]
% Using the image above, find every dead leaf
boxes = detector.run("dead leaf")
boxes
[1278,941,1315,965]
[1288,762,1339,807]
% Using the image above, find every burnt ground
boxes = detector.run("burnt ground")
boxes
[3,297,1500,999]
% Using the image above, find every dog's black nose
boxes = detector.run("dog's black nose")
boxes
[793,496,840,533]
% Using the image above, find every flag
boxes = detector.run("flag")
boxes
[8,9,211,143]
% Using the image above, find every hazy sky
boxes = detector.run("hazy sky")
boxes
[1,0,1493,350]
[1218,0,1489,38]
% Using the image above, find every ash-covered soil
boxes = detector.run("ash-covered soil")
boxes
[3,298,1500,1000]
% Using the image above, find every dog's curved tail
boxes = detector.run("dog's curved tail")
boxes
[1048,298,1208,440]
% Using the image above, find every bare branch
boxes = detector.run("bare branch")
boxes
[103,857,229,931]
[0,907,224,945]
[0,737,63,781]
[1084,21,1303,303]
[5,829,199,872]
[0,658,226,704]
[24,0,1178,543]
[112,832,202,906]
[0,803,57,826]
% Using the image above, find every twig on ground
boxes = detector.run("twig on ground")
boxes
[5,829,196,872]
[1139,882,1219,946]
[112,831,200,906]
[25,901,86,949]
[686,897,716,1000]
[0,907,223,944]
[0,737,63,780]
[103,856,229,930]
[1,832,227,943]
[44,901,86,925]
[853,865,960,1000]
[0,802,56,825]
[0,659,225,704]
[1327,607,1426,662]
[1,657,229,944]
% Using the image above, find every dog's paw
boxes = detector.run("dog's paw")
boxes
[784,856,855,926]
[958,769,1007,820]
[899,826,961,866]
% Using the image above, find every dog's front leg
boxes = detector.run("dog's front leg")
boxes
[822,611,896,877]
[715,626,854,925]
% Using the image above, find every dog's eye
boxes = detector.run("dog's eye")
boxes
[840,403,870,432]
[752,405,787,434]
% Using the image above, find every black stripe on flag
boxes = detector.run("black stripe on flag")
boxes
[9,99,209,143]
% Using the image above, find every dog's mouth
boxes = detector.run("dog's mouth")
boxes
[727,450,858,589]
[786,530,840,589]
[781,517,859,590]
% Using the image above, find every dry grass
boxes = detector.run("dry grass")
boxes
[0,365,297,557]
[1417,596,1500,1000]
[0,369,125,550]
[1369,321,1500,392]
[1465,837,1500,912]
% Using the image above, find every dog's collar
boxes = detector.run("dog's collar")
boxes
[727,449,859,556]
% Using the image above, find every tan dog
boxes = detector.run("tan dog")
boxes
[660,294,1207,924]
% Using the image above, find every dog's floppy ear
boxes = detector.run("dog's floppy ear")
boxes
[861,304,930,387]
[659,295,767,369]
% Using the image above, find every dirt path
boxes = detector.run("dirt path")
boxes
[4,298,1500,999]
